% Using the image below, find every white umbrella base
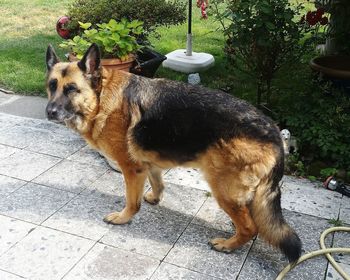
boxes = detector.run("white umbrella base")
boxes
[162,49,215,73]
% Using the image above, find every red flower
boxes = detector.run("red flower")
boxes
[306,11,318,26]
[316,7,325,17]
[305,10,325,26]
[320,16,328,25]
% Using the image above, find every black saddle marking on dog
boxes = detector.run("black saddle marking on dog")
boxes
[127,76,282,163]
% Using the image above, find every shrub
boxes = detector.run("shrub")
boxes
[67,0,186,44]
[278,79,350,172]
[212,0,305,107]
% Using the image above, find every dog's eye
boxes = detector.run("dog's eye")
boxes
[63,83,78,96]
[48,79,57,93]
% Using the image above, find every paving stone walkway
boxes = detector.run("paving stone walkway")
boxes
[0,112,349,280]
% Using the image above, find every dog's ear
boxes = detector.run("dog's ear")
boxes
[78,43,101,74]
[46,45,60,71]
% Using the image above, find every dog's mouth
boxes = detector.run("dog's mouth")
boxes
[47,111,74,125]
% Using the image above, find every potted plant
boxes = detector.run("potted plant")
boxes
[314,0,350,55]
[59,18,144,71]
[309,0,350,92]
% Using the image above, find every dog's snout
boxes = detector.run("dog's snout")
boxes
[46,102,59,120]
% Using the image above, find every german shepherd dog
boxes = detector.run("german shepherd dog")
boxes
[45,44,301,263]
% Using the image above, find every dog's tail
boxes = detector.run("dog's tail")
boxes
[251,151,302,264]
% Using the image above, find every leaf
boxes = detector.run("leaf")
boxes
[78,22,92,29]
[127,20,143,28]
[96,23,107,29]
[59,43,68,48]
[266,22,276,30]
[260,5,272,14]
[111,33,120,42]
[73,36,81,43]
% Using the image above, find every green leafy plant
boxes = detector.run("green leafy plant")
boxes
[308,175,317,181]
[320,167,338,179]
[59,19,143,60]
[328,218,343,227]
[205,192,212,198]
[67,0,186,45]
[212,0,305,107]
[278,76,350,172]
[286,152,306,176]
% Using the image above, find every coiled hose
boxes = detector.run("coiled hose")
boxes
[276,227,350,280]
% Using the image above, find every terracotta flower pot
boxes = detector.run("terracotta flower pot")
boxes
[101,55,135,72]
[310,56,350,80]
[67,53,135,72]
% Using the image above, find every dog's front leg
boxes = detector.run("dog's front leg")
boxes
[104,162,148,225]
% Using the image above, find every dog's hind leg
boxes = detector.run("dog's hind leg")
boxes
[209,198,257,252]
[204,173,258,252]
[144,166,165,205]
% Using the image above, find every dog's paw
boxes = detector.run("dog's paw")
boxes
[103,212,131,225]
[209,238,234,253]
[143,192,160,205]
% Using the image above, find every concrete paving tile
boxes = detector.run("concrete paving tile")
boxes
[0,113,55,131]
[332,226,350,265]
[0,145,17,159]
[0,125,44,149]
[100,183,206,259]
[164,168,210,191]
[25,131,85,158]
[0,114,84,157]
[325,262,350,280]
[0,182,75,224]
[0,215,35,255]
[43,194,117,240]
[0,175,27,197]
[238,210,332,280]
[165,223,251,279]
[67,146,110,169]
[0,113,20,130]
[153,182,207,216]
[193,197,233,233]
[81,169,125,197]
[33,160,107,193]
[281,176,342,219]
[63,243,159,280]
[0,149,61,181]
[151,262,219,280]
[0,95,47,119]
[339,195,350,225]
[101,203,192,260]
[0,226,94,280]
[0,270,26,279]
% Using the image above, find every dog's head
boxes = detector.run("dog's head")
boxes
[45,44,102,132]
[280,129,291,141]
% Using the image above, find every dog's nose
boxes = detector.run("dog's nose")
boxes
[46,102,58,120]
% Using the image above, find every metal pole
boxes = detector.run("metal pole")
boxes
[186,0,193,56]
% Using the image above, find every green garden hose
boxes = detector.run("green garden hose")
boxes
[276,227,350,280]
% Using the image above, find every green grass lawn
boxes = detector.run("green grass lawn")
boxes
[0,0,314,97]
[0,0,72,95]
[0,0,232,96]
